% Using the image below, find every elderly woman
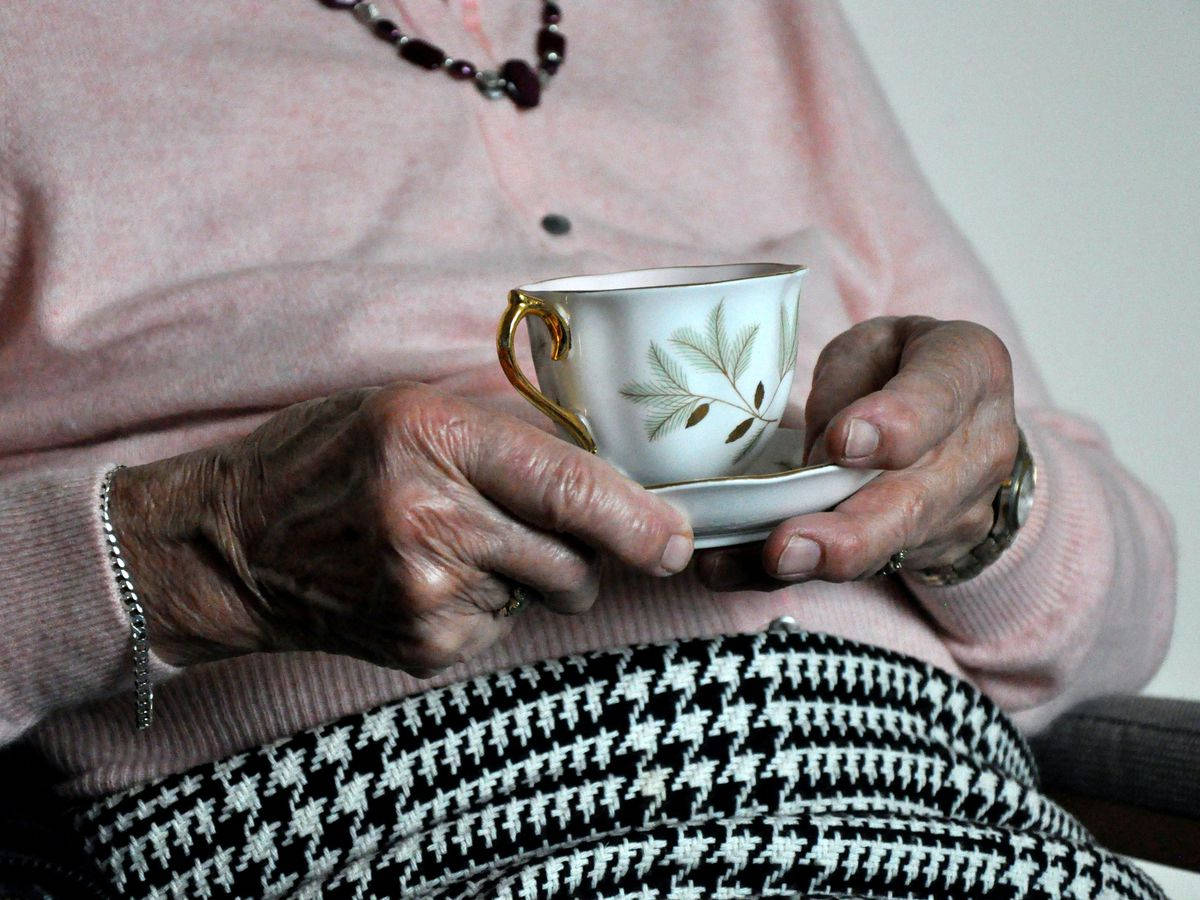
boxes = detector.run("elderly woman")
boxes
[0,1,1175,897]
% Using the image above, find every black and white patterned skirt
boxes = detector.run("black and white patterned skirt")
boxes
[76,628,1163,899]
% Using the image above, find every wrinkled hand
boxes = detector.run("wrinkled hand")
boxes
[112,382,694,674]
[697,316,1018,589]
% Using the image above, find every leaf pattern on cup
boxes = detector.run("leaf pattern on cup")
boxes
[619,298,799,464]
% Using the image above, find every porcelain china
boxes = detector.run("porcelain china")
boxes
[498,263,808,485]
[648,427,881,548]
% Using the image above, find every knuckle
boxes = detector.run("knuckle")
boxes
[896,315,940,343]
[548,551,594,595]
[364,383,475,461]
[893,479,929,538]
[979,422,1019,487]
[879,396,924,456]
[397,563,460,616]
[531,453,601,532]
[832,317,899,357]
[406,618,469,670]
[927,359,972,425]
[385,487,471,556]
[951,321,1013,395]
[988,440,1016,486]
[361,382,422,435]
[977,329,1015,392]
[856,316,903,343]
[814,319,881,375]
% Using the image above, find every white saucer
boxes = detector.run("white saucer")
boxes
[647,428,880,548]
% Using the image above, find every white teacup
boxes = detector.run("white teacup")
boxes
[497,263,807,485]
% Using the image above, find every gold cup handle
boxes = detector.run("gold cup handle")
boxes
[497,289,597,454]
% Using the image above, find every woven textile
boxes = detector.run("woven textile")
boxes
[75,629,1163,899]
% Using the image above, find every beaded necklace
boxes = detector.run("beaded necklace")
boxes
[318,1,565,109]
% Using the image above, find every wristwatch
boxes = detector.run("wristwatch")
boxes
[908,428,1036,587]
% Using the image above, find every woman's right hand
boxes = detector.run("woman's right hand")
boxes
[110,382,694,674]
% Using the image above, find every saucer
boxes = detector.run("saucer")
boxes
[646,427,881,548]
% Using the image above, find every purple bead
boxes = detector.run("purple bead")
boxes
[542,2,562,25]
[372,18,401,42]
[501,58,541,109]
[537,27,566,74]
[446,59,477,80]
[537,27,566,58]
[540,28,566,75]
[319,0,358,8]
[400,38,447,70]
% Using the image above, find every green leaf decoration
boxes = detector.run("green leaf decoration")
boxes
[777,297,800,380]
[648,341,690,392]
[670,300,758,386]
[620,383,674,404]
[726,417,753,443]
[620,344,690,400]
[669,326,724,374]
[618,343,702,440]
[621,297,790,446]
[707,299,731,371]
[729,323,759,383]
[644,395,698,440]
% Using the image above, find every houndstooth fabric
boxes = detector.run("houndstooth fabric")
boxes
[76,628,1163,899]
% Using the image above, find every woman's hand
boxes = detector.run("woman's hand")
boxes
[111,382,694,674]
[697,316,1019,589]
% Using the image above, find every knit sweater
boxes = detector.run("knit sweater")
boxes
[0,1,1175,797]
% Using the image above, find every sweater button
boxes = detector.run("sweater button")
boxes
[541,213,571,236]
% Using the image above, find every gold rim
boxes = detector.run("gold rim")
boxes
[518,263,807,296]
[644,460,837,490]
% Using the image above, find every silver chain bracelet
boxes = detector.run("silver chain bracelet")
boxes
[100,465,154,730]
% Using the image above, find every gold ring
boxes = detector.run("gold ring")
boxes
[500,583,537,617]
[879,549,908,578]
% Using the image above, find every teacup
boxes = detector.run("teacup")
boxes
[497,263,807,485]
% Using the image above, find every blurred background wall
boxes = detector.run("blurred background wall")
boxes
[842,2,1199,892]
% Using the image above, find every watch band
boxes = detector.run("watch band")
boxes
[907,428,1034,587]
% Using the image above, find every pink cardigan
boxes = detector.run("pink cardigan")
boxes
[0,1,1175,796]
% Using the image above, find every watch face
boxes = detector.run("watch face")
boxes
[1013,466,1035,527]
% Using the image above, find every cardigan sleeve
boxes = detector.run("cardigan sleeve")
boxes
[0,464,180,744]
[795,1,1177,729]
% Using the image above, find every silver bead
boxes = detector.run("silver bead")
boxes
[352,1,379,24]
[475,69,507,100]
[767,615,801,634]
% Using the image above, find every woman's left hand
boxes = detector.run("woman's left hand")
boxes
[696,316,1019,589]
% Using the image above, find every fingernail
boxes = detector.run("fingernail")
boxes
[657,533,693,576]
[844,418,879,459]
[777,536,821,579]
